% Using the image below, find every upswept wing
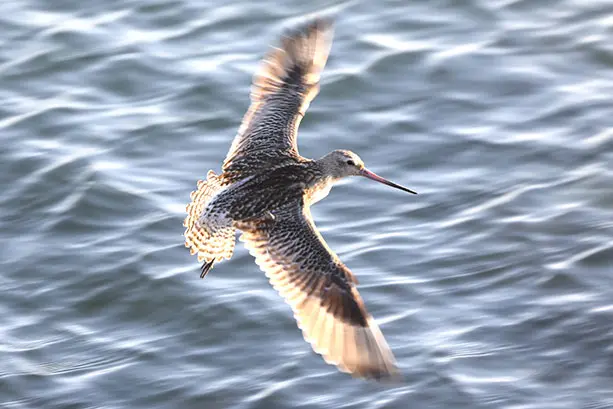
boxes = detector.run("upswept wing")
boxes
[222,19,333,181]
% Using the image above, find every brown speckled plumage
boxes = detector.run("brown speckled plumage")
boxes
[183,18,417,381]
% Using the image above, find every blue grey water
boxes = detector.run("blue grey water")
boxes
[1,0,613,408]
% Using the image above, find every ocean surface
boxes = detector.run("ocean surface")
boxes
[1,1,613,408]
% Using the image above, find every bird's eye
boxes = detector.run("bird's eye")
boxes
[346,159,355,166]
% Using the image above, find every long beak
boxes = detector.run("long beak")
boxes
[360,168,417,195]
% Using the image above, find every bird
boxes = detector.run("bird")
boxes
[183,17,417,381]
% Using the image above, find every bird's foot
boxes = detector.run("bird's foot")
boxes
[200,259,214,279]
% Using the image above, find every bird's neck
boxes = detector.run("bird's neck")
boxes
[314,154,344,179]
[300,160,340,205]
[306,176,335,205]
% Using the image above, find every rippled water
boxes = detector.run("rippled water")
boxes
[2,1,613,408]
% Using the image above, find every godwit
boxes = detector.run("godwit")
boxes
[184,18,416,380]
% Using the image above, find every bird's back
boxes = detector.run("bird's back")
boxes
[215,160,322,221]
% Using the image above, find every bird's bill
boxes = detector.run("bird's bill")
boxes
[360,168,417,195]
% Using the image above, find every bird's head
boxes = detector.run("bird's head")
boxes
[319,150,417,194]
[322,150,365,177]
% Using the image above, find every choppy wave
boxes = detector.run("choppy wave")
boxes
[1,0,612,408]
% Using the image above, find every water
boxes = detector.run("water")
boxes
[1,1,613,408]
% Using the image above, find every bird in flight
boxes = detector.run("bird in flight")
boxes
[184,18,417,380]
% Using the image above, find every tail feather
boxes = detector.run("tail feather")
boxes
[184,171,236,273]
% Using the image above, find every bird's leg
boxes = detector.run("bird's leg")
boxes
[200,259,214,279]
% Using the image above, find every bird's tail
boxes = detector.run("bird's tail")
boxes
[184,170,236,278]
[251,18,334,112]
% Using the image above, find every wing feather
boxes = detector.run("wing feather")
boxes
[236,202,399,380]
[222,19,333,181]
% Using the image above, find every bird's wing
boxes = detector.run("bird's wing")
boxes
[222,19,333,181]
[236,201,399,380]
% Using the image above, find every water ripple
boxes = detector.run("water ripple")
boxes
[1,0,613,408]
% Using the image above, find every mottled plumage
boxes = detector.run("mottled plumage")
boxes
[184,18,416,381]
[221,18,332,184]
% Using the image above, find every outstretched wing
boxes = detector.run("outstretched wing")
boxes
[222,18,334,182]
[236,202,399,380]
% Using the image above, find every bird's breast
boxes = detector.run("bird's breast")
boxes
[305,179,333,206]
